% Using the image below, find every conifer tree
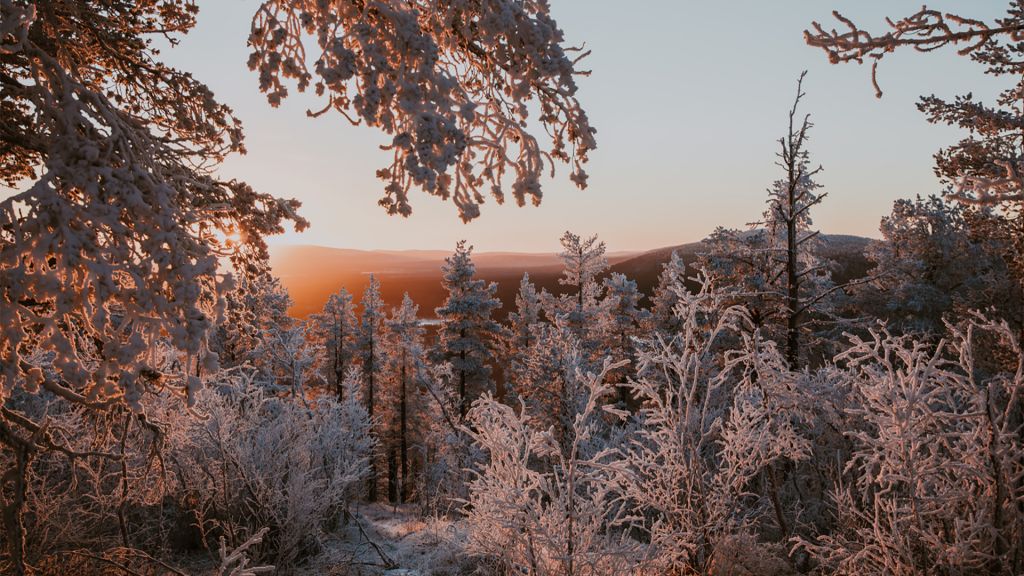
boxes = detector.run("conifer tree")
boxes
[650,251,689,336]
[602,272,650,404]
[383,293,428,503]
[503,273,544,401]
[517,322,590,453]
[806,3,1024,343]
[700,74,837,369]
[763,73,832,368]
[310,288,358,400]
[258,320,317,399]
[543,231,610,360]
[356,274,388,501]
[434,241,504,420]
[213,274,292,371]
[860,195,1021,337]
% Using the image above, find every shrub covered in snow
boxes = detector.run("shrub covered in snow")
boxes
[164,368,374,569]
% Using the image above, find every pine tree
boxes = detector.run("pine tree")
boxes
[257,320,317,399]
[213,274,292,371]
[433,241,504,421]
[698,227,778,327]
[356,274,388,501]
[503,273,544,401]
[517,322,590,453]
[860,195,1021,338]
[765,72,833,369]
[543,231,610,360]
[650,250,688,336]
[699,74,836,369]
[383,293,428,503]
[310,288,358,400]
[601,272,650,405]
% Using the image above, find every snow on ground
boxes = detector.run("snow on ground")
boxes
[299,504,476,576]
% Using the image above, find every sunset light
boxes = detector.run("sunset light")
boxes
[2,1,1022,575]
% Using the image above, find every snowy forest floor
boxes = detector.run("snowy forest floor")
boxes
[298,504,476,576]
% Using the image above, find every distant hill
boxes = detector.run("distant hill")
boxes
[270,245,639,318]
[608,234,873,301]
[270,235,873,318]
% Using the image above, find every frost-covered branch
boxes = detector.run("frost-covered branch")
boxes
[249,0,597,221]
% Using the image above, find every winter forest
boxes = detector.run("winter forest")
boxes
[2,1,1024,575]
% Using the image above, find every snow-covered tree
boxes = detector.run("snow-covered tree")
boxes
[516,322,591,453]
[167,369,374,570]
[464,358,638,576]
[763,74,833,368]
[219,275,297,386]
[417,361,478,513]
[806,4,1024,344]
[356,274,388,501]
[624,273,811,573]
[309,287,358,400]
[249,0,596,221]
[700,74,837,369]
[382,293,429,503]
[433,241,504,420]
[650,250,689,336]
[503,273,545,401]
[858,195,1001,335]
[256,319,317,399]
[601,272,649,405]
[698,227,779,324]
[212,273,285,370]
[333,368,378,504]
[0,9,306,563]
[796,316,1024,575]
[543,231,611,360]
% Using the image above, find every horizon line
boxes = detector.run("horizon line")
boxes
[265,231,879,255]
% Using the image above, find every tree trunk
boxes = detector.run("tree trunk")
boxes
[335,316,345,401]
[459,327,468,421]
[576,277,586,342]
[0,430,30,576]
[367,328,377,502]
[400,351,409,503]
[617,330,630,407]
[388,447,399,504]
[785,151,801,370]
[117,413,132,549]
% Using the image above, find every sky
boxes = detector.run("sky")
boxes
[160,1,1008,253]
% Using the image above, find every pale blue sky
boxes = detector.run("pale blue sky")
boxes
[163,1,1006,252]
